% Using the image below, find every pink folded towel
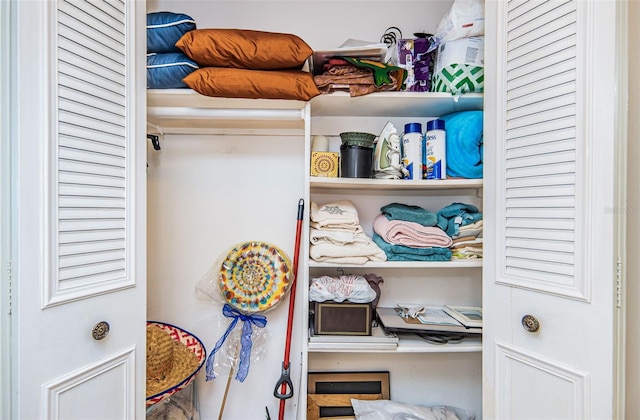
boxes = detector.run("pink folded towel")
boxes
[373,213,453,248]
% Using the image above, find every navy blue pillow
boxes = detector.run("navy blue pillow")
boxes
[147,12,196,54]
[147,53,199,89]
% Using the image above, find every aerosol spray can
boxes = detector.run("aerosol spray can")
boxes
[425,119,446,179]
[401,122,423,180]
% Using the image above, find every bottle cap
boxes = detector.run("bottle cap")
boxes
[427,119,445,131]
[404,122,422,134]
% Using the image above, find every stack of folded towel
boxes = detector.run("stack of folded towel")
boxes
[309,200,386,264]
[436,203,483,259]
[372,203,453,262]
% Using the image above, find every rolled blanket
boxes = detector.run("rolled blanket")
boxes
[310,200,361,231]
[439,110,483,179]
[310,232,387,264]
[309,227,356,245]
[437,202,483,236]
[373,214,452,248]
[380,203,438,227]
[372,233,452,262]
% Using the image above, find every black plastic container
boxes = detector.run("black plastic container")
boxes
[340,144,373,178]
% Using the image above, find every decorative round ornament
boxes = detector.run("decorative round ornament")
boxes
[218,241,292,313]
[312,153,338,174]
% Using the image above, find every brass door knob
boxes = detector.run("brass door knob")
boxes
[92,321,110,340]
[521,315,540,333]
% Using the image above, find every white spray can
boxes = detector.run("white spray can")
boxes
[425,119,446,179]
[401,122,423,181]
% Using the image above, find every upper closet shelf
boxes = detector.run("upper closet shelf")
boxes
[147,89,309,135]
[147,89,483,134]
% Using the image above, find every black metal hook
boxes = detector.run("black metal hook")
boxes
[147,134,161,151]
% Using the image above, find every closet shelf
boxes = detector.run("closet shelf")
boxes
[147,89,308,135]
[308,260,483,269]
[310,177,483,190]
[310,91,483,118]
[308,334,482,353]
[146,89,483,134]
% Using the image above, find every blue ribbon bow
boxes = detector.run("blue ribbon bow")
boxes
[205,303,267,382]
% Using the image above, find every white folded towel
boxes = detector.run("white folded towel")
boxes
[310,200,360,230]
[310,232,387,264]
[310,227,357,245]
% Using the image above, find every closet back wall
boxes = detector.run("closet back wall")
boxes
[147,1,453,51]
[146,135,306,418]
[146,1,454,418]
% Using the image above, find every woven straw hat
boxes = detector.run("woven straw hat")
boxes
[146,321,206,406]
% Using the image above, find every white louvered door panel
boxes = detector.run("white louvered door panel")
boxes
[50,0,132,304]
[13,0,146,418]
[484,1,621,419]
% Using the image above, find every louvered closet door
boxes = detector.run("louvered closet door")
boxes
[483,1,622,418]
[13,0,146,418]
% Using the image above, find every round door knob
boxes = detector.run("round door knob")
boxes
[92,321,110,340]
[521,315,540,333]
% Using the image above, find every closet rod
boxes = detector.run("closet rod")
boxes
[147,107,305,121]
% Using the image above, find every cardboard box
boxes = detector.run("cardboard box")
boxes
[313,301,372,335]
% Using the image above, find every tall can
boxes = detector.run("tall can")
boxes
[401,122,423,180]
[425,119,446,180]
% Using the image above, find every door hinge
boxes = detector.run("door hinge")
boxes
[616,256,623,308]
[5,259,11,315]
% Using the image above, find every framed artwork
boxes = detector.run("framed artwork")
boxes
[443,305,483,328]
[307,371,390,420]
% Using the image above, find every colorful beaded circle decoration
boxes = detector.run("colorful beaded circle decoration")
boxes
[218,241,292,313]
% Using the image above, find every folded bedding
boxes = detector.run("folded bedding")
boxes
[437,202,483,237]
[380,202,438,227]
[372,233,452,262]
[373,214,452,248]
[310,200,361,231]
[309,233,387,264]
[309,227,356,246]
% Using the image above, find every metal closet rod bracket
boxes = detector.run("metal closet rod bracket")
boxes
[147,134,161,151]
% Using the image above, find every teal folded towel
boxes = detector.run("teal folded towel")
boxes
[439,110,483,179]
[437,202,483,236]
[380,203,438,227]
[372,233,452,261]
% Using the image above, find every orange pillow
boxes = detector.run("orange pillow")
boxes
[183,67,320,101]
[176,28,313,70]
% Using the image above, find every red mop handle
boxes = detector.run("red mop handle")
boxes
[273,199,304,420]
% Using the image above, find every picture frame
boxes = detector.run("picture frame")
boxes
[443,305,483,328]
[307,371,390,420]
